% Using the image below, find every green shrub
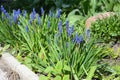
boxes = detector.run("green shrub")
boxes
[91,14,120,43]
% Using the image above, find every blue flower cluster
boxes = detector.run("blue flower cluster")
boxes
[13,9,20,23]
[56,9,61,18]
[1,6,85,45]
[26,25,29,32]
[86,29,90,39]
[75,32,83,44]
[58,19,84,45]
[66,20,74,36]
[1,5,10,19]
[41,7,44,15]
[38,15,41,25]
[23,10,27,17]
[30,8,36,20]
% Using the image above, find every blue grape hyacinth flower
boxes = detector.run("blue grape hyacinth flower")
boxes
[66,20,74,36]
[30,8,36,20]
[67,25,74,37]
[29,20,32,25]
[30,12,35,20]
[56,9,61,18]
[1,5,6,14]
[23,10,27,17]
[17,9,21,15]
[1,5,5,12]
[26,26,29,32]
[58,20,62,34]
[1,6,10,19]
[86,29,90,39]
[5,12,10,19]
[13,14,17,23]
[38,15,41,25]
[74,32,84,44]
[13,9,21,23]
[71,25,74,33]
[41,7,44,15]
[33,8,36,15]
[66,20,69,30]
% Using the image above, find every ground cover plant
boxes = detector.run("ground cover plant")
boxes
[89,13,120,80]
[91,14,120,43]
[0,6,111,80]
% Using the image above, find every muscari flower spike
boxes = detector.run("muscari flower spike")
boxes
[56,9,61,18]
[13,9,21,23]
[1,6,10,19]
[38,15,41,25]
[30,8,36,20]
[23,10,27,17]
[8,17,12,26]
[71,25,74,33]
[49,10,53,17]
[13,10,17,23]
[1,5,6,14]
[5,12,10,19]
[86,29,90,38]
[66,20,69,29]
[13,14,17,23]
[67,25,74,37]
[33,8,36,15]
[29,20,32,25]
[58,20,62,34]
[17,9,21,15]
[74,32,84,44]
[26,26,29,32]
[41,7,44,15]
[66,20,74,36]
[30,13,34,20]
[1,5,4,12]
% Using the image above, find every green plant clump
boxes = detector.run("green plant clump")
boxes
[91,14,120,43]
[0,6,108,80]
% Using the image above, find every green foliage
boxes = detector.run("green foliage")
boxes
[0,7,109,79]
[77,0,120,15]
[95,63,120,80]
[67,9,83,25]
[2,0,120,15]
[1,0,80,13]
[86,66,97,80]
[39,75,48,80]
[0,44,10,56]
[91,14,120,43]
